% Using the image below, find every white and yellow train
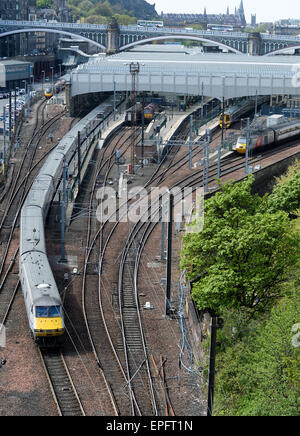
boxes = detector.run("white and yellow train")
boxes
[233,119,300,154]
[19,95,120,346]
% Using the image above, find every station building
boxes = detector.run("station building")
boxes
[0,59,33,91]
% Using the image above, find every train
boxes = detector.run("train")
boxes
[44,87,54,99]
[233,119,300,154]
[19,96,118,346]
[137,20,164,28]
[124,102,158,125]
[219,97,269,129]
[144,103,157,121]
[44,79,66,99]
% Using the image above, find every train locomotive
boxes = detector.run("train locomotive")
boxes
[125,102,158,125]
[219,96,269,129]
[233,119,300,154]
[144,103,156,121]
[44,87,54,99]
[19,97,118,346]
[44,79,65,100]
[20,159,65,346]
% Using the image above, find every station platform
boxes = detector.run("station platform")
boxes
[160,100,210,143]
[97,114,125,150]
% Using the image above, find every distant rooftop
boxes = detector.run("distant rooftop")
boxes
[0,59,33,66]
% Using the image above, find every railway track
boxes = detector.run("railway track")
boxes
[70,108,250,416]
[94,108,300,416]
[60,126,144,416]
[4,96,295,417]
[81,126,137,415]
[0,102,83,417]
[39,348,86,416]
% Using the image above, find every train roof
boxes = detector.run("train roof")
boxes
[20,251,61,305]
[126,103,143,112]
[20,205,46,256]
[272,119,300,129]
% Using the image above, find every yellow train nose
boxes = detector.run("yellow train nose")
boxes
[35,317,64,337]
[236,144,246,154]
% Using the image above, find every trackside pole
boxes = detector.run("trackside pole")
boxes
[77,131,81,187]
[207,315,217,416]
[165,193,174,316]
[161,202,166,261]
[189,115,193,169]
[60,161,68,263]
[245,118,250,175]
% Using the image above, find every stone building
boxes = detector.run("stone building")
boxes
[0,0,33,57]
[161,1,247,29]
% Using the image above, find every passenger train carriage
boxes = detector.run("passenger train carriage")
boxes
[234,119,300,154]
[19,96,119,346]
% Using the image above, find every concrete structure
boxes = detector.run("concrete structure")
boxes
[106,17,120,55]
[2,20,300,56]
[58,46,95,70]
[69,51,300,100]
[0,59,33,89]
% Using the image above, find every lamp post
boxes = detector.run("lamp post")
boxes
[189,114,193,169]
[129,62,140,174]
[245,118,250,175]
[207,314,217,416]
[42,70,45,92]
[60,160,68,263]
[22,80,28,116]
[3,106,6,172]
[113,80,116,121]
[50,66,54,88]
[165,193,174,316]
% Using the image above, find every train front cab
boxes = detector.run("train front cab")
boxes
[33,304,65,346]
[234,136,247,154]
[44,88,53,99]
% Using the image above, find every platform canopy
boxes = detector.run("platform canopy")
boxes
[70,51,300,99]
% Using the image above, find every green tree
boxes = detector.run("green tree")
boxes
[92,1,114,17]
[181,176,300,315]
[36,0,53,7]
[266,160,300,216]
[214,290,300,416]
[67,0,157,21]
[113,14,136,25]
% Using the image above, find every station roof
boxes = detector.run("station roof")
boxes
[70,52,300,99]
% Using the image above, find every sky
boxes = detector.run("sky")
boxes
[151,0,300,23]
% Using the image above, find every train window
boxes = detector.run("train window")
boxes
[36,306,61,318]
[36,307,48,317]
[48,306,61,317]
